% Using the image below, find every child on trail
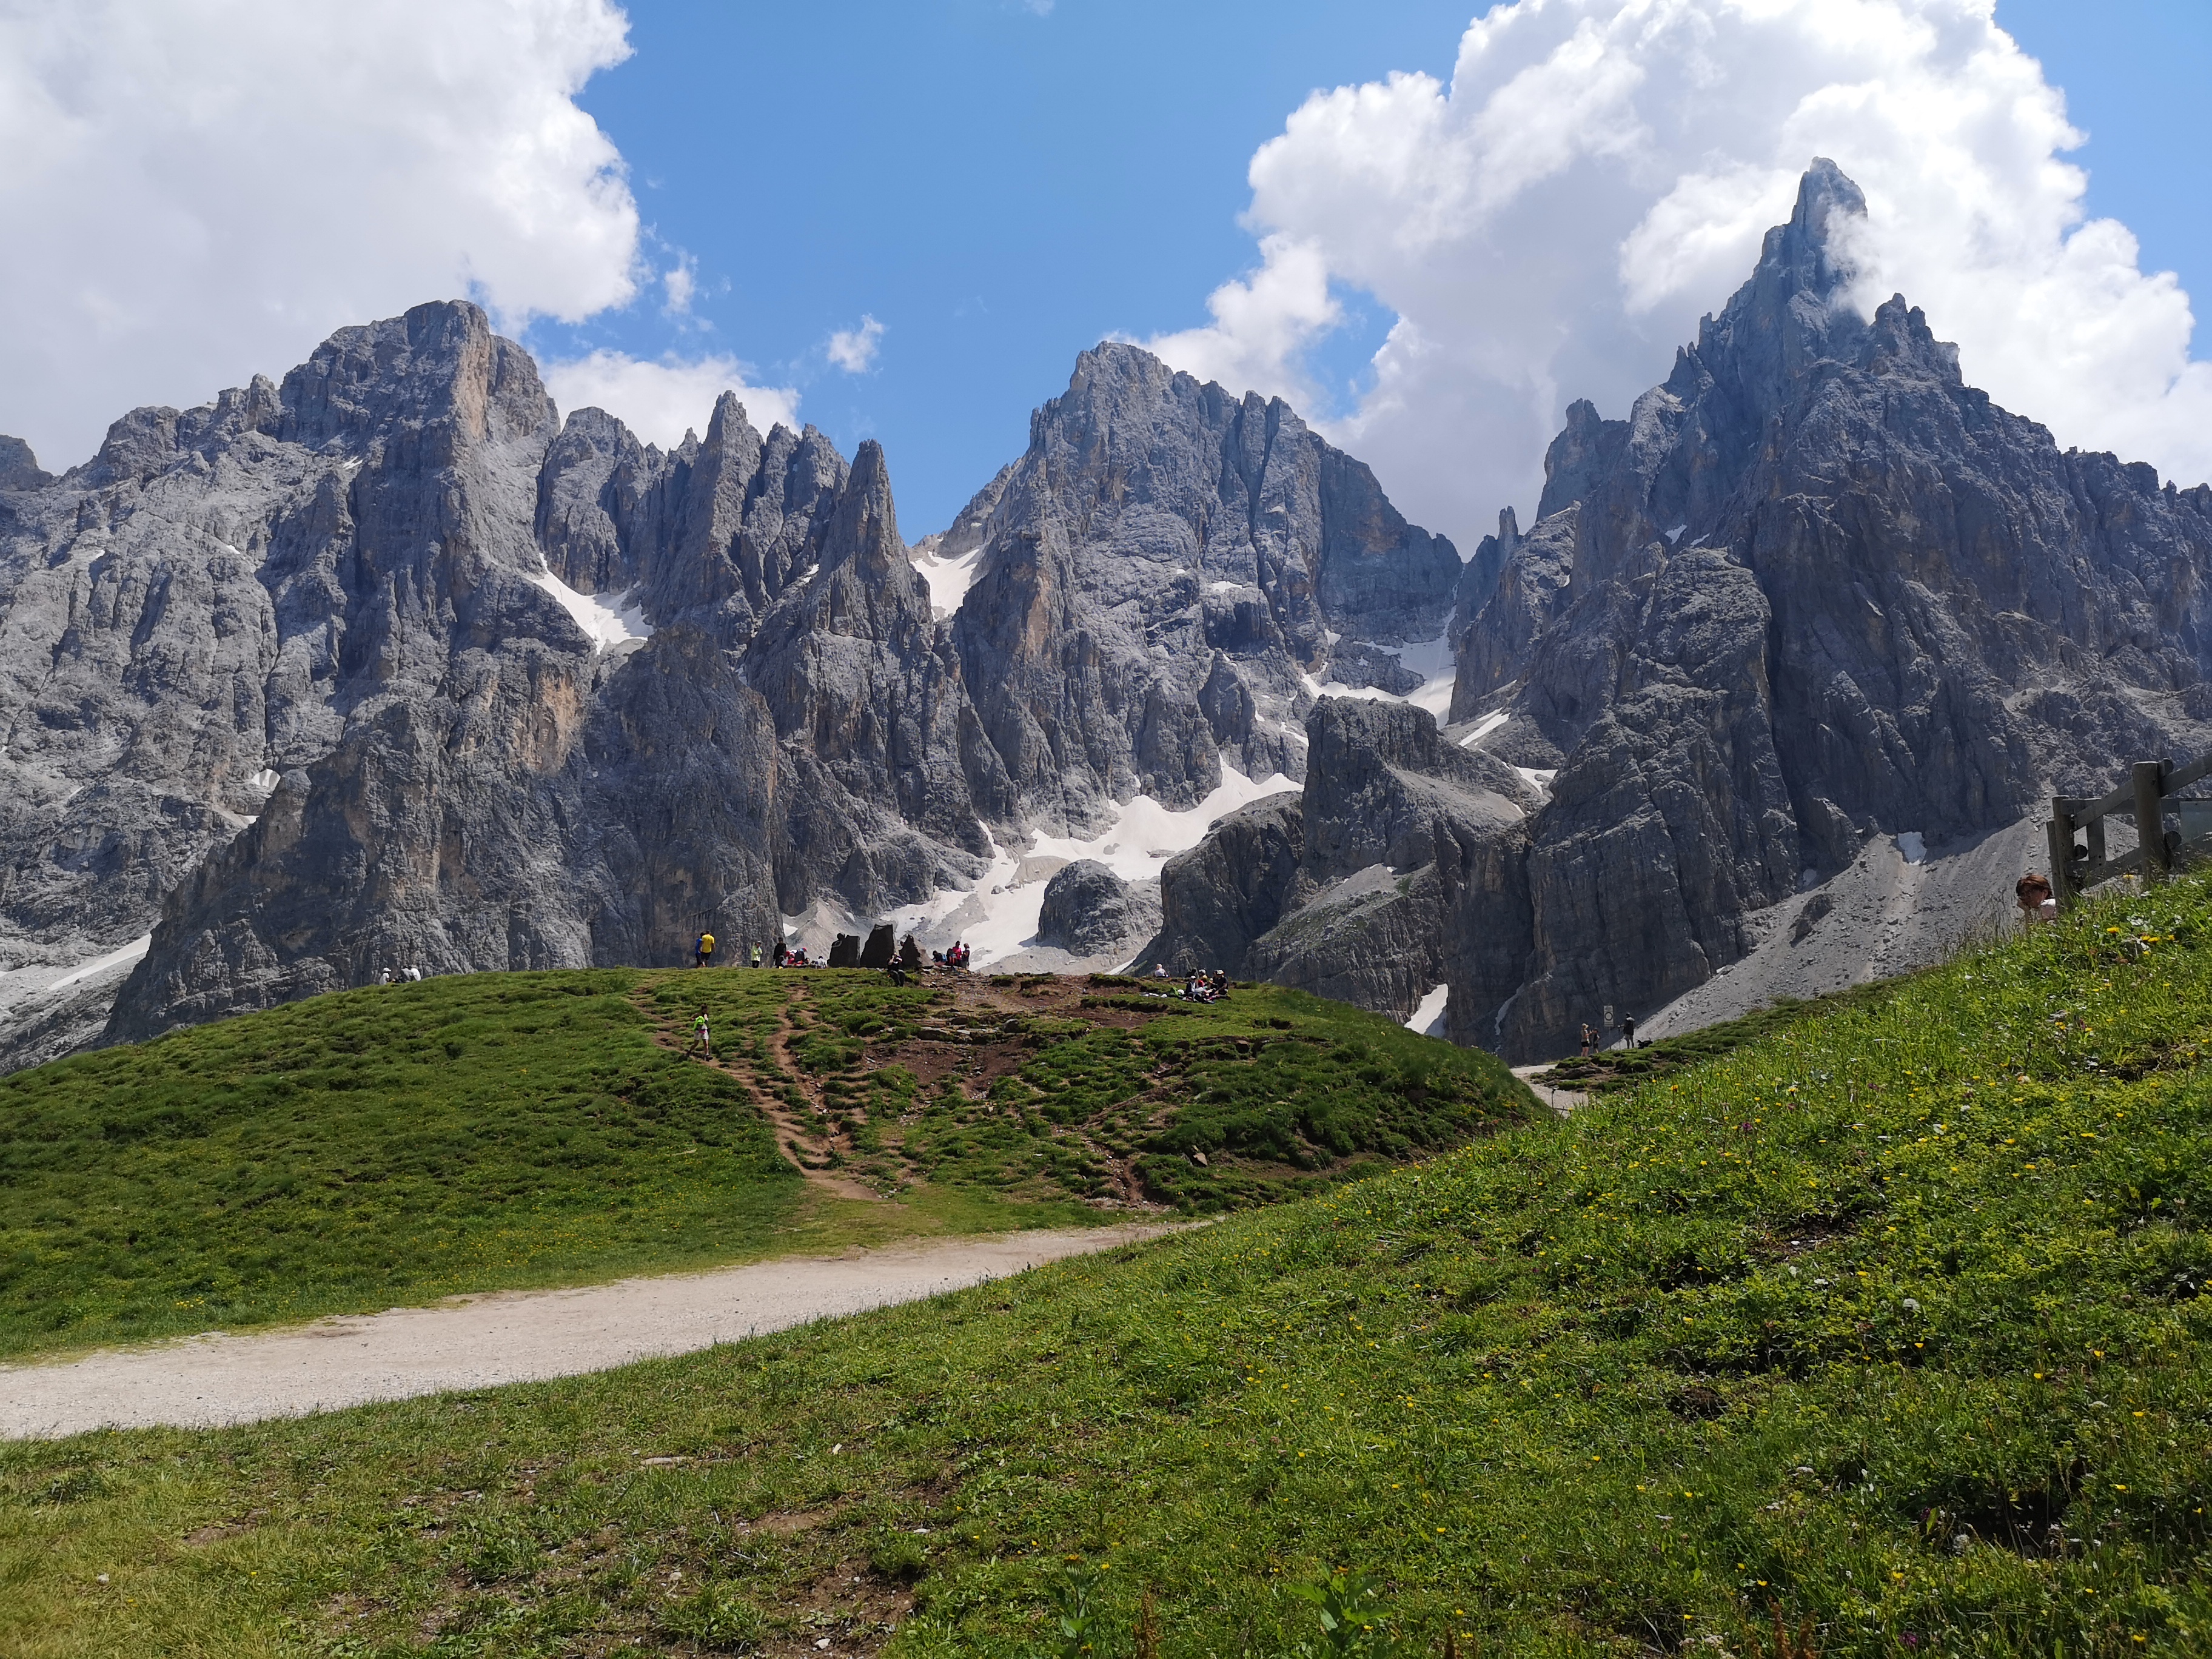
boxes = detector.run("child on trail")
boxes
[686,1009,711,1057]
[694,931,716,969]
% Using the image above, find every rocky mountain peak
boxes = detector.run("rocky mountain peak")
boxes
[1426,158,2212,1057]
[277,299,554,457]
[0,436,50,492]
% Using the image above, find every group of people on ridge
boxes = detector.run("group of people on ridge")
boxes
[1579,1013,1639,1057]
[688,933,973,971]
[689,933,823,969]
[1144,964,1229,1002]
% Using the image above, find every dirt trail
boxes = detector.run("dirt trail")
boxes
[0,1224,1185,1441]
[640,989,882,1202]
[1512,1064,1588,1115]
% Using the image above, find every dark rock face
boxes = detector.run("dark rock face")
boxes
[950,342,1462,830]
[1165,159,2212,1059]
[1144,696,1533,1027]
[1141,795,1304,977]
[1449,160,2212,1053]
[1253,698,1533,1030]
[0,437,50,492]
[1036,859,1138,956]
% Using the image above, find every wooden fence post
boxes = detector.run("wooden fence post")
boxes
[2048,797,2076,911]
[2135,760,2171,884]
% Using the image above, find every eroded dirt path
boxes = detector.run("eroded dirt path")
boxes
[0,1224,1184,1440]
[640,987,884,1202]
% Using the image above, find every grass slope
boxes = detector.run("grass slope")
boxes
[0,970,1530,1359]
[654,970,1530,1211]
[1539,982,1900,1097]
[8,877,2212,1654]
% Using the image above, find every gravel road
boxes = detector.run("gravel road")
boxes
[1,1224,1181,1441]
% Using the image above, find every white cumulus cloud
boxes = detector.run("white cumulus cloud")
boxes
[541,351,800,450]
[661,258,697,318]
[1133,234,1340,413]
[0,0,644,472]
[1142,0,2212,551]
[826,315,886,374]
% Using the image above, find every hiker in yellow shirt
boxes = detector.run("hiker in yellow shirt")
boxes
[694,931,716,969]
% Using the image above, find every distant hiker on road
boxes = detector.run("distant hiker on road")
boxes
[1580,1023,1595,1058]
[1618,1013,1637,1050]
[2016,871,2056,925]
[694,932,715,969]
[686,1009,711,1057]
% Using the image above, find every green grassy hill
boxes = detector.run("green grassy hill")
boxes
[10,879,2212,1654]
[0,968,1532,1358]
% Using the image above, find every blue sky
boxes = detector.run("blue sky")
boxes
[532,0,2212,538]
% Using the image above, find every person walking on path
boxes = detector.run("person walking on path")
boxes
[1580,1023,1595,1058]
[1618,1013,1637,1050]
[751,942,763,968]
[685,1009,711,1058]
[694,931,716,969]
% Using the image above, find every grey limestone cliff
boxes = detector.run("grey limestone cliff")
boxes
[0,311,1469,1061]
[948,343,1462,831]
[1167,160,2212,1058]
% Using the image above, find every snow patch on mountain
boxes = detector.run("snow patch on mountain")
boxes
[527,569,651,653]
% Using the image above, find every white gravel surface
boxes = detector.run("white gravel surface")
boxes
[0,1224,1181,1441]
[1640,817,2048,1039]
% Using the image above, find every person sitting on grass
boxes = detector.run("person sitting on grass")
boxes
[686,1009,711,1058]
[2016,870,2055,926]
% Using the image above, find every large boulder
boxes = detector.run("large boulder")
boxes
[1035,860,1138,956]
[1137,794,1304,977]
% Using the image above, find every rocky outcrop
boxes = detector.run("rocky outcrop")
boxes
[1145,696,1533,1025]
[1142,795,1304,977]
[0,301,986,1049]
[1035,860,1142,956]
[0,437,50,492]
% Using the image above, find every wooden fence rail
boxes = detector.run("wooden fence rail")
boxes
[2048,753,2212,910]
